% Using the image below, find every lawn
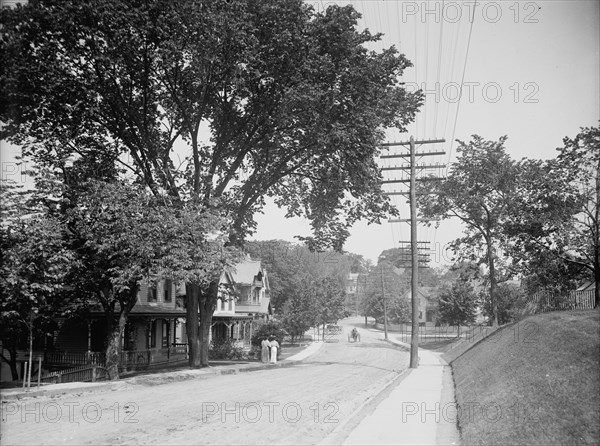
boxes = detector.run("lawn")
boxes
[452,308,600,446]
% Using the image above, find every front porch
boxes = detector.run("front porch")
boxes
[210,315,255,348]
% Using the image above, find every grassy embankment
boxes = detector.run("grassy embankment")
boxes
[450,309,599,445]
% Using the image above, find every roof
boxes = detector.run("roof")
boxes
[229,259,263,285]
[576,280,596,291]
[87,303,186,317]
[235,296,272,315]
[129,305,186,316]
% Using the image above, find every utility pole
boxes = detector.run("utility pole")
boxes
[409,136,419,369]
[379,256,389,340]
[381,137,445,369]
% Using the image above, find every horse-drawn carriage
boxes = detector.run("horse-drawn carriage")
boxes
[348,328,360,343]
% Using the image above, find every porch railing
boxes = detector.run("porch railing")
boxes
[40,364,109,384]
[43,345,188,370]
[44,351,106,367]
[119,345,188,370]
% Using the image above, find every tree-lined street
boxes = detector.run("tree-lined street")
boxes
[1,319,408,445]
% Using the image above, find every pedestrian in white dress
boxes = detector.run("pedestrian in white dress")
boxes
[261,338,270,363]
[270,337,279,364]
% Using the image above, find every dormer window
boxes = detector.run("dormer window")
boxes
[147,282,157,302]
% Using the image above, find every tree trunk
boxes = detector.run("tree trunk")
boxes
[1,344,20,381]
[592,152,600,308]
[103,286,137,380]
[105,310,128,380]
[486,235,499,326]
[199,281,219,367]
[186,283,202,368]
[186,281,218,368]
[199,309,212,366]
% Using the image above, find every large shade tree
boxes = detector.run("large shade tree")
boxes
[0,182,74,381]
[508,125,599,306]
[418,136,521,325]
[0,0,422,366]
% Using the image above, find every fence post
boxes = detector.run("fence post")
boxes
[22,362,28,390]
[37,357,42,388]
[92,366,97,382]
[57,372,62,384]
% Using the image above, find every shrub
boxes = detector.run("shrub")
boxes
[251,320,287,357]
[208,338,247,361]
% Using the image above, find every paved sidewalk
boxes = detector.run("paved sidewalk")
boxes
[341,336,460,446]
[0,342,324,402]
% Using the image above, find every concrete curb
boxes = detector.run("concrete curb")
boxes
[0,342,323,402]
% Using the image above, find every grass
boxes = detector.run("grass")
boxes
[451,308,600,445]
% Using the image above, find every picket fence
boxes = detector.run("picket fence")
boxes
[526,289,595,313]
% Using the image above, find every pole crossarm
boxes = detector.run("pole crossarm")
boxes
[380,151,446,159]
[398,240,431,244]
[383,191,439,196]
[382,178,443,184]
[388,218,437,223]
[381,138,446,147]
[381,164,444,171]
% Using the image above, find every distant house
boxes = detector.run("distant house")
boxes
[1,260,272,382]
[209,259,272,346]
[400,287,439,327]
[47,279,188,371]
[345,273,361,315]
[346,273,360,295]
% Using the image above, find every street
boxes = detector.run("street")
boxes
[1,318,408,445]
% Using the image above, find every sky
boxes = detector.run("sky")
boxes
[251,0,600,265]
[1,0,598,266]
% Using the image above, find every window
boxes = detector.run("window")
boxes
[162,320,169,348]
[163,279,172,303]
[147,282,157,302]
[149,320,157,348]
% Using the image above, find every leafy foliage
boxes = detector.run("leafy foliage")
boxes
[1,0,422,366]
[480,283,524,325]
[251,320,287,350]
[418,136,522,325]
[208,338,247,361]
[437,278,478,330]
[360,263,411,324]
[0,182,74,379]
[507,125,599,305]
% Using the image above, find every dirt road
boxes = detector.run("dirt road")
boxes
[1,318,408,445]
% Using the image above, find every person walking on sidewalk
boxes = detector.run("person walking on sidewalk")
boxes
[261,338,270,363]
[269,337,279,364]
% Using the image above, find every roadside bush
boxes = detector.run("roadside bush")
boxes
[208,338,247,361]
[251,320,287,357]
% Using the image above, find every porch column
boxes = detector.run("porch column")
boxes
[87,320,92,353]
[225,322,232,340]
[209,322,216,344]
[146,319,152,349]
